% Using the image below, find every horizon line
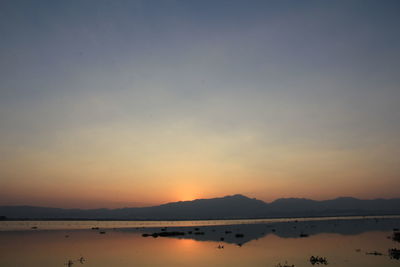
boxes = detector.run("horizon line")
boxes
[2,194,400,210]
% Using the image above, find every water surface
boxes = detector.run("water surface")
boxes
[1,215,399,231]
[1,217,399,266]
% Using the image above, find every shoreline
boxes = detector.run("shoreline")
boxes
[2,213,400,221]
[1,214,400,232]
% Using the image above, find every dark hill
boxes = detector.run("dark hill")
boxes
[1,194,400,220]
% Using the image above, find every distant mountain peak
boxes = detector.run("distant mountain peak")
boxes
[220,194,266,204]
[223,194,250,199]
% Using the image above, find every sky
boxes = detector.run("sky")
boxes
[1,0,400,208]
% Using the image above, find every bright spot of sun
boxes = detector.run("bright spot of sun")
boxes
[178,193,197,202]
[173,185,200,202]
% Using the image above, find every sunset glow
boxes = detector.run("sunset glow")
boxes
[1,0,400,208]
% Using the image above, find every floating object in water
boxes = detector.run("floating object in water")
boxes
[392,232,400,242]
[389,248,400,260]
[31,226,38,229]
[78,256,85,264]
[99,231,106,234]
[143,231,186,238]
[299,233,309,238]
[235,233,244,238]
[91,227,99,230]
[157,231,185,237]
[366,251,383,256]
[310,255,328,265]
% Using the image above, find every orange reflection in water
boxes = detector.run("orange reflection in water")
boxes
[0,229,399,267]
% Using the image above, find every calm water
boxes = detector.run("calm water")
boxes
[1,217,399,266]
[1,215,399,231]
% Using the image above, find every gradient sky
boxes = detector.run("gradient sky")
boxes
[1,0,400,208]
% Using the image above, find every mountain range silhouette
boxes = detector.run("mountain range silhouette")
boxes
[1,194,400,220]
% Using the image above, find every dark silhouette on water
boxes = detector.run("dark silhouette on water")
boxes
[65,256,86,266]
[389,248,400,260]
[1,194,400,220]
[392,231,400,242]
[142,231,186,238]
[122,217,400,246]
[78,257,85,264]
[299,232,309,237]
[309,256,328,265]
[366,251,383,256]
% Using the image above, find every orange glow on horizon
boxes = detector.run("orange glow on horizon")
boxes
[170,184,202,202]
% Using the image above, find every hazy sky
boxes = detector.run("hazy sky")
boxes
[1,0,400,208]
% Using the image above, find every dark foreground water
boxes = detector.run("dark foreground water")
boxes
[1,217,399,266]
